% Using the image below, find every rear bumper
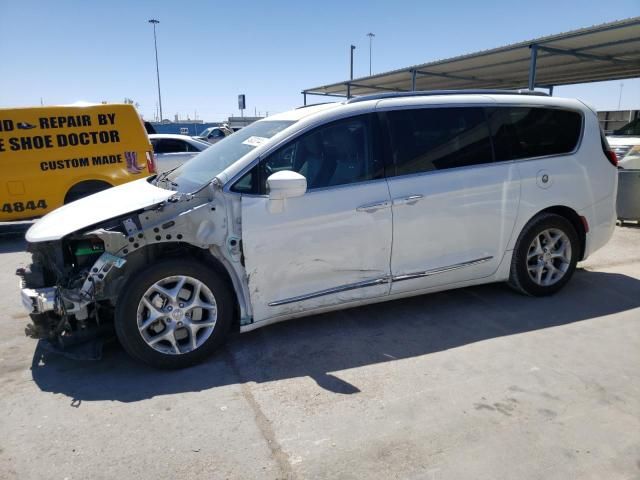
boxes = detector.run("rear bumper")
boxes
[580,194,617,259]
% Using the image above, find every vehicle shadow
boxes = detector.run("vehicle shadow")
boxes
[0,222,31,235]
[0,237,27,254]
[31,268,640,403]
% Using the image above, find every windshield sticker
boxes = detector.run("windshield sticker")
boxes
[242,136,269,147]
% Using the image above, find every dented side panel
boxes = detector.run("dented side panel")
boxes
[240,180,393,323]
[54,183,252,325]
[100,185,252,320]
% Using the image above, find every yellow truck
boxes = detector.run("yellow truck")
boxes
[0,104,155,221]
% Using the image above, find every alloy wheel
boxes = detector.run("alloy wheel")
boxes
[136,275,218,355]
[526,228,572,287]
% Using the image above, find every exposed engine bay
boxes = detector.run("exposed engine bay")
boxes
[17,180,251,355]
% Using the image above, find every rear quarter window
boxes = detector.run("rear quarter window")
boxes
[486,107,582,161]
[384,107,493,176]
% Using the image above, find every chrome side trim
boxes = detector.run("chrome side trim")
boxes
[268,256,494,307]
[268,276,390,307]
[393,256,494,282]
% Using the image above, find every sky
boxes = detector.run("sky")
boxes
[0,0,638,122]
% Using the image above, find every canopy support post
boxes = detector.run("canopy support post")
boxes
[528,44,538,91]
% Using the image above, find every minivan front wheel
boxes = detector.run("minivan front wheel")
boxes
[115,259,233,368]
[509,213,579,296]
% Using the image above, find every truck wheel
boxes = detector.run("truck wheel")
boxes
[115,258,233,368]
[64,180,112,204]
[508,213,579,296]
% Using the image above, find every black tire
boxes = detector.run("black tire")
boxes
[115,258,233,368]
[64,180,112,204]
[508,213,579,296]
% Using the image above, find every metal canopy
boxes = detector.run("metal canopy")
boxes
[302,17,640,102]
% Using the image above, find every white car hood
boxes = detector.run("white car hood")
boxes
[26,179,175,242]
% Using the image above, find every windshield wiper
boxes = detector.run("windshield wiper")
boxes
[155,170,179,189]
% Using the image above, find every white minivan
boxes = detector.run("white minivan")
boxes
[20,91,618,368]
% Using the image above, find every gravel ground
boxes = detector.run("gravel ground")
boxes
[0,225,639,479]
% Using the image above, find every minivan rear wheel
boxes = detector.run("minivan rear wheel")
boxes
[508,213,579,296]
[115,258,233,368]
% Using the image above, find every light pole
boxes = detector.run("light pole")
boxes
[366,32,375,76]
[618,82,624,110]
[148,19,163,122]
[347,45,356,99]
[350,45,355,80]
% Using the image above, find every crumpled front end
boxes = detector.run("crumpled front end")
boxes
[18,236,123,352]
[17,182,252,357]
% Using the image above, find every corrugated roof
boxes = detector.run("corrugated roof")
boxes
[303,17,640,98]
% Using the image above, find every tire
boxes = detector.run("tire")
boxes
[64,180,111,204]
[508,213,579,296]
[115,258,233,368]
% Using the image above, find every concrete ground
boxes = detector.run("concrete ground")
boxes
[0,225,639,480]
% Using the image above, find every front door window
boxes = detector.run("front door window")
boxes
[232,115,384,194]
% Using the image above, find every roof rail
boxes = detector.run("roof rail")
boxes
[295,101,336,109]
[345,89,549,104]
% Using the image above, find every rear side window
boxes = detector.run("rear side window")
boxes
[487,107,582,161]
[385,107,493,176]
[185,142,203,152]
[153,139,190,153]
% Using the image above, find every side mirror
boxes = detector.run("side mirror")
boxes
[266,170,307,200]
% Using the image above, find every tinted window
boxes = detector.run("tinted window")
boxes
[211,129,226,138]
[487,107,582,161]
[385,107,493,176]
[153,139,189,154]
[185,141,205,152]
[232,115,382,194]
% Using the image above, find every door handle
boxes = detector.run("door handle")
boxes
[393,194,423,206]
[356,200,391,213]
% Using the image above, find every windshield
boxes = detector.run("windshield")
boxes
[613,118,640,136]
[163,120,295,192]
[198,127,213,137]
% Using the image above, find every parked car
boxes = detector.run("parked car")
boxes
[149,134,210,172]
[19,91,618,368]
[606,118,640,169]
[197,126,233,144]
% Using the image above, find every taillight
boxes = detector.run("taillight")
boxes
[605,150,618,167]
[579,215,590,233]
[600,131,618,167]
[145,150,156,173]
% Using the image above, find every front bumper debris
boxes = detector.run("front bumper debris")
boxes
[21,286,57,314]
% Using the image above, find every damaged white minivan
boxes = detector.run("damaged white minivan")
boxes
[19,91,618,368]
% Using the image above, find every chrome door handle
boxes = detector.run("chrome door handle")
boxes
[393,194,423,206]
[356,200,391,213]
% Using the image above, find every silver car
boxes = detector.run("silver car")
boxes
[197,126,234,144]
[150,134,210,172]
